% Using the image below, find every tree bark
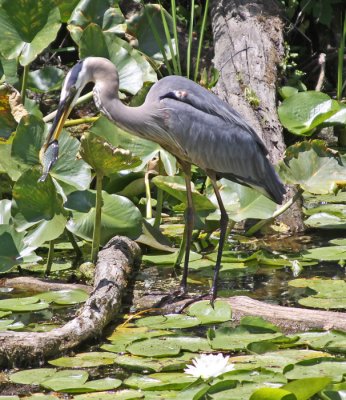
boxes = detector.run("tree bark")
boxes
[210,0,304,232]
[0,236,141,368]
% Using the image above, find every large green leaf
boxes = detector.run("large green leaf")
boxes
[207,179,277,222]
[12,168,63,222]
[124,372,195,391]
[0,0,61,66]
[127,4,175,61]
[0,88,17,143]
[78,24,157,95]
[27,66,65,93]
[49,352,118,368]
[68,0,126,44]
[91,116,176,175]
[79,131,141,176]
[0,199,11,224]
[278,91,340,135]
[0,225,24,272]
[278,141,346,194]
[153,175,216,211]
[65,189,142,244]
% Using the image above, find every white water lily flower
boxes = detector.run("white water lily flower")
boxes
[184,353,235,380]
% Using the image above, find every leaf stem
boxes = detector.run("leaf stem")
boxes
[45,240,54,276]
[91,173,104,263]
[337,12,346,101]
[145,171,152,219]
[245,188,303,236]
[186,0,195,79]
[21,64,30,105]
[171,0,182,75]
[66,229,82,259]
[154,155,164,229]
[64,116,99,127]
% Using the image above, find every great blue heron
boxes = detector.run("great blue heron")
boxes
[40,57,285,301]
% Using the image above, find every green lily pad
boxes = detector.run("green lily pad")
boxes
[73,390,144,400]
[79,132,141,177]
[284,358,346,383]
[295,330,346,354]
[0,319,25,331]
[65,189,142,244]
[10,368,57,385]
[135,314,200,329]
[153,175,216,211]
[278,141,346,194]
[278,91,340,135]
[0,0,61,66]
[36,289,89,305]
[113,352,195,373]
[302,246,346,261]
[186,300,232,324]
[91,116,176,176]
[304,212,346,229]
[124,372,195,391]
[40,370,89,392]
[49,352,118,368]
[249,387,296,400]
[0,296,49,312]
[143,251,201,266]
[210,326,284,351]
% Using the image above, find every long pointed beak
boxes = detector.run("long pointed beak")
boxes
[39,92,75,181]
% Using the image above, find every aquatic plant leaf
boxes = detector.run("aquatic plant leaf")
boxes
[278,91,339,135]
[302,246,346,261]
[91,116,176,176]
[138,391,178,399]
[210,326,284,351]
[304,212,346,230]
[124,372,195,391]
[68,0,126,44]
[0,296,49,312]
[153,175,216,211]
[65,189,142,244]
[10,368,57,385]
[207,179,276,222]
[240,316,280,333]
[40,369,89,392]
[0,199,12,224]
[143,251,201,266]
[0,88,17,144]
[135,314,200,329]
[27,67,65,93]
[12,168,63,222]
[0,0,61,66]
[284,359,346,382]
[0,225,24,272]
[281,377,331,400]
[127,4,175,61]
[73,390,144,400]
[296,330,346,354]
[113,353,195,373]
[49,352,117,368]
[278,142,346,194]
[186,300,232,324]
[249,388,295,400]
[36,289,89,305]
[79,131,141,176]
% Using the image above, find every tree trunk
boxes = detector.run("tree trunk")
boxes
[210,0,304,232]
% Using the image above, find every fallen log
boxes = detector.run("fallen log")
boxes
[0,236,141,368]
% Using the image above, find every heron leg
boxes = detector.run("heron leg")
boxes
[209,174,229,303]
[180,162,194,294]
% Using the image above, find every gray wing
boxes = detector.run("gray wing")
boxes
[146,76,285,203]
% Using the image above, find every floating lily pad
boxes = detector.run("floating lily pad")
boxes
[0,319,24,331]
[73,390,144,400]
[113,352,195,373]
[210,326,285,351]
[302,246,346,261]
[124,372,195,391]
[186,300,232,324]
[304,212,346,229]
[0,296,49,312]
[135,314,200,329]
[284,358,346,383]
[143,251,201,266]
[295,330,346,354]
[49,352,118,368]
[36,289,88,305]
[10,368,57,385]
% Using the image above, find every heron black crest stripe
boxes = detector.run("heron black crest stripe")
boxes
[67,59,84,87]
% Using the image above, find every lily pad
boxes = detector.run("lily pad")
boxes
[143,251,202,266]
[295,330,346,354]
[10,368,57,385]
[124,372,195,391]
[36,289,89,305]
[135,314,200,329]
[0,296,49,312]
[302,246,346,261]
[49,352,118,368]
[186,300,232,324]
[73,390,144,400]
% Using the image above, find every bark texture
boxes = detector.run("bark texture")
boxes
[0,236,141,368]
[210,0,304,232]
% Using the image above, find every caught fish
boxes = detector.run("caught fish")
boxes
[38,140,59,182]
